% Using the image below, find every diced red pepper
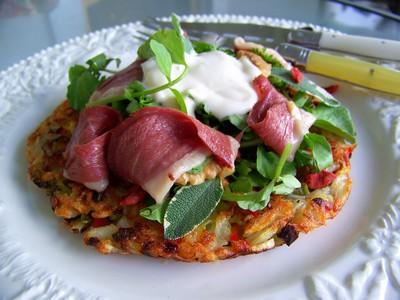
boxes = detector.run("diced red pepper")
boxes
[120,185,146,206]
[290,67,303,83]
[305,170,336,190]
[92,218,110,228]
[230,226,239,241]
[324,84,340,94]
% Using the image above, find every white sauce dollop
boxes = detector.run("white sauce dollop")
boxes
[141,51,262,120]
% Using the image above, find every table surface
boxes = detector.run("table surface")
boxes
[0,0,399,298]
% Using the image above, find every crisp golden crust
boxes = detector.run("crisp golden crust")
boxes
[27,101,355,262]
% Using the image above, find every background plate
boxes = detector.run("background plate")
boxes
[0,15,399,300]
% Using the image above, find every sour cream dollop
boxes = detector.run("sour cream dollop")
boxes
[141,50,262,120]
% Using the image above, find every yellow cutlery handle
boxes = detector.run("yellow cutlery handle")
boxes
[306,51,400,96]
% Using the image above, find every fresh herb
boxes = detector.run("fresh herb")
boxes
[149,39,172,80]
[256,146,295,179]
[191,40,235,56]
[293,91,309,108]
[139,201,169,223]
[270,67,340,107]
[229,177,253,193]
[194,103,220,127]
[192,40,217,53]
[251,48,283,67]
[170,88,187,113]
[311,104,356,143]
[124,81,159,113]
[304,133,333,171]
[223,144,293,211]
[67,53,120,111]
[227,114,247,130]
[88,14,191,112]
[163,179,223,239]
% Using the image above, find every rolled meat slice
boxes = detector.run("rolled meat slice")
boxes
[247,75,315,160]
[108,107,239,202]
[64,106,122,192]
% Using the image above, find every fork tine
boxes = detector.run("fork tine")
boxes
[142,17,167,31]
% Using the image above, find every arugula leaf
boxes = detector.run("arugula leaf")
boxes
[67,65,100,111]
[229,177,253,193]
[311,104,356,143]
[192,40,217,53]
[273,174,301,195]
[293,91,309,108]
[223,144,293,211]
[270,67,340,107]
[150,39,172,81]
[170,88,187,113]
[164,179,223,239]
[140,202,168,223]
[303,133,333,171]
[227,114,247,130]
[256,146,295,180]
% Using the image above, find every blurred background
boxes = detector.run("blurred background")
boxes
[0,0,399,71]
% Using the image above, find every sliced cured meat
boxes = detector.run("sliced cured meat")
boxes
[89,59,143,101]
[108,107,239,202]
[248,75,315,159]
[64,106,122,191]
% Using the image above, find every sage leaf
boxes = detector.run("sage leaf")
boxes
[150,39,172,81]
[164,179,223,239]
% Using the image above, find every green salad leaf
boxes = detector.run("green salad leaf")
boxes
[256,146,295,179]
[270,67,340,107]
[311,104,356,143]
[150,39,172,81]
[304,133,333,171]
[164,179,223,240]
[139,202,168,223]
[223,144,293,211]
[67,53,121,111]
[124,81,159,113]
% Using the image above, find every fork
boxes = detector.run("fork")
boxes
[135,18,235,47]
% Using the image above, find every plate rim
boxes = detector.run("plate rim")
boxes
[0,14,398,300]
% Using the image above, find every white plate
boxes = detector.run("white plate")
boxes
[0,15,399,300]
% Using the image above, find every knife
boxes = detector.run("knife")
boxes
[276,43,400,96]
[153,20,400,61]
[147,19,400,96]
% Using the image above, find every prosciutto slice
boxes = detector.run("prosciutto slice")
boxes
[64,106,122,192]
[90,59,143,101]
[247,75,315,159]
[108,107,239,202]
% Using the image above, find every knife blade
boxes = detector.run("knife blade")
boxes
[153,20,400,61]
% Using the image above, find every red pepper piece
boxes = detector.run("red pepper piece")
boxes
[290,67,303,83]
[324,84,340,94]
[305,170,336,190]
[92,218,110,228]
[120,185,146,206]
[230,226,239,241]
